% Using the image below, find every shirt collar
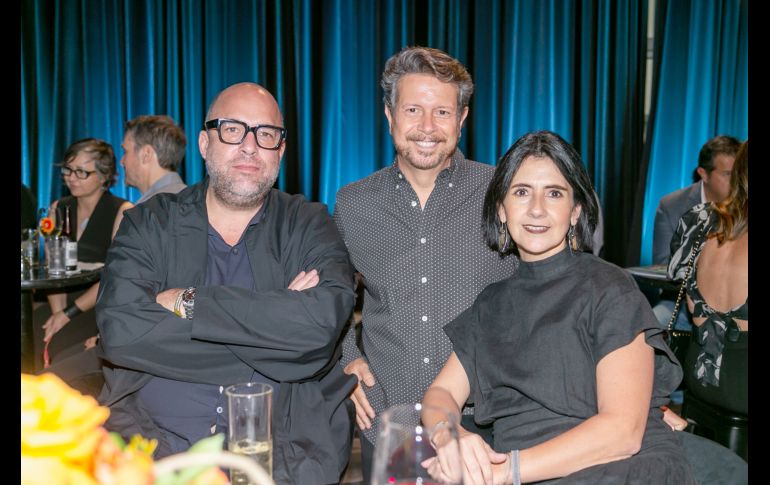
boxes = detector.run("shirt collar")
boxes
[206,192,269,240]
[137,172,185,204]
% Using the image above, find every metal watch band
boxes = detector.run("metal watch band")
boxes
[181,286,196,320]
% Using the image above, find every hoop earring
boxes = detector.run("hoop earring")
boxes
[498,222,510,253]
[567,224,578,253]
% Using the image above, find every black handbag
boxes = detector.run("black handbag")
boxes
[663,229,703,365]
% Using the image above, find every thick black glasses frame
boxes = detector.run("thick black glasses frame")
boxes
[61,167,96,180]
[204,118,286,150]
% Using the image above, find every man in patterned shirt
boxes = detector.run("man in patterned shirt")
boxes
[333,46,518,482]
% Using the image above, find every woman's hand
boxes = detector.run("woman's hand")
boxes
[422,427,508,485]
[43,311,71,343]
[661,406,688,431]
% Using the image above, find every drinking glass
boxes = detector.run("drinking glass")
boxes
[225,383,273,484]
[45,235,66,276]
[371,403,463,485]
[21,228,39,268]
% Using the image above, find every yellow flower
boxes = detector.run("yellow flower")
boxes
[22,373,235,485]
[21,373,110,484]
[21,455,98,485]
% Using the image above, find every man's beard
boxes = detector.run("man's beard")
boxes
[206,158,279,209]
[394,133,456,171]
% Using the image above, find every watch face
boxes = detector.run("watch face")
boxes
[182,288,195,319]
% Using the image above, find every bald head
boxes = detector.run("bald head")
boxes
[199,82,287,211]
[205,82,284,126]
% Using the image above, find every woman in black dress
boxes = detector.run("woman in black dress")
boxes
[421,131,694,484]
[35,138,133,366]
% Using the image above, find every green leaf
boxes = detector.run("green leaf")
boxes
[153,434,226,485]
[108,432,126,450]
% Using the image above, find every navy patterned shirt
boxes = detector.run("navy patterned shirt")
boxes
[333,151,518,443]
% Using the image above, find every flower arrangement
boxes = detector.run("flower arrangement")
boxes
[21,373,238,485]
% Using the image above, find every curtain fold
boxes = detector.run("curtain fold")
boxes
[638,0,748,266]
[21,0,746,266]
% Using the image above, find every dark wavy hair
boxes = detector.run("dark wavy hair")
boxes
[697,134,741,171]
[381,46,473,116]
[60,138,117,189]
[483,131,598,256]
[712,140,748,244]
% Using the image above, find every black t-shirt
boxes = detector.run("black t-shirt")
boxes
[445,248,694,484]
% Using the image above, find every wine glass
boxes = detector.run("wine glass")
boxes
[371,403,463,485]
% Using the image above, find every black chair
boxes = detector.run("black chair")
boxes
[681,390,748,462]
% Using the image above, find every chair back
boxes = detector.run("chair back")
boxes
[682,390,748,462]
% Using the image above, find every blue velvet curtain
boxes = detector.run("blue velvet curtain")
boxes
[637,0,748,265]
[22,0,735,266]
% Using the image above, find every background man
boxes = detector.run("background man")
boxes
[120,114,188,203]
[333,46,518,482]
[652,134,741,264]
[97,82,357,484]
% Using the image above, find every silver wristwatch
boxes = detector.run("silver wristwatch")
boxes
[181,287,196,320]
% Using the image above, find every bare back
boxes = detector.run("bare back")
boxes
[688,230,748,330]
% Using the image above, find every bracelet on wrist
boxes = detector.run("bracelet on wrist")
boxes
[510,449,521,485]
[429,420,451,448]
[173,289,185,317]
[63,304,83,320]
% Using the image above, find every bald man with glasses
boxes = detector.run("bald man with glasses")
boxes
[96,82,357,484]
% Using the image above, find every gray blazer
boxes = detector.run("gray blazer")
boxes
[652,182,702,264]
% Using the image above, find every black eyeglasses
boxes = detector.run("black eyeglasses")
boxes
[61,167,96,180]
[204,118,286,150]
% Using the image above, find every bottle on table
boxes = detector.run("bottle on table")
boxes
[60,205,78,271]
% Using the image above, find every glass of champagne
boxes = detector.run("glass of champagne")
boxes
[225,382,273,484]
[371,403,463,485]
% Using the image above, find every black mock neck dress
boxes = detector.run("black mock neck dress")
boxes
[445,248,695,484]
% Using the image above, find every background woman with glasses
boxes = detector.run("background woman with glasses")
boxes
[33,138,133,374]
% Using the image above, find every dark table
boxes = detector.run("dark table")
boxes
[625,264,680,302]
[21,264,102,373]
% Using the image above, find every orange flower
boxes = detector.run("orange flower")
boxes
[39,216,54,236]
[93,434,155,485]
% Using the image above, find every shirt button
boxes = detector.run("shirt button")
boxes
[396,184,400,189]
[421,277,427,283]
[411,200,417,207]
[423,357,430,364]
[421,315,428,322]
[219,386,224,393]
[216,406,223,414]
[420,237,426,244]
[398,173,403,179]
[448,183,454,188]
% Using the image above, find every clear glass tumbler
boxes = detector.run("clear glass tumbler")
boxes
[225,382,273,484]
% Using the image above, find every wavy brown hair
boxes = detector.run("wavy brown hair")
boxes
[712,140,748,244]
